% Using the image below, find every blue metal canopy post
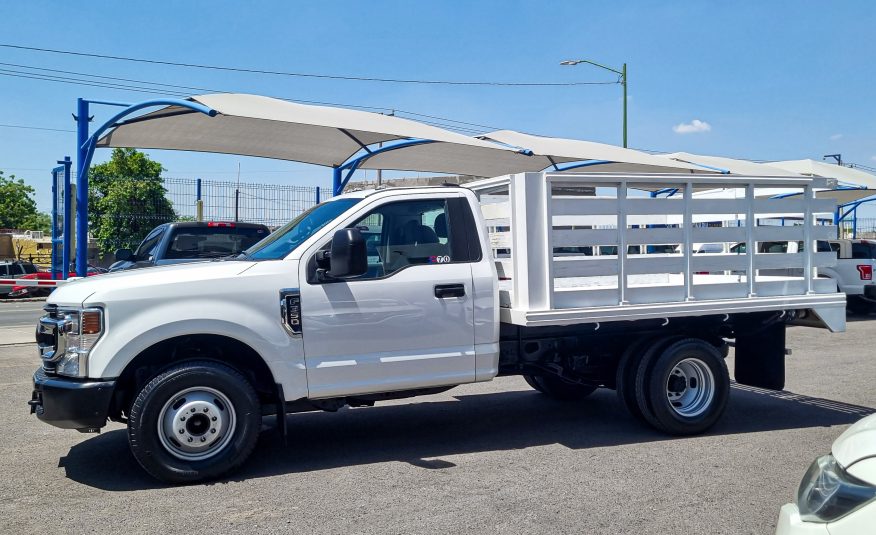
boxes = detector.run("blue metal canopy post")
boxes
[74,98,217,276]
[59,157,72,279]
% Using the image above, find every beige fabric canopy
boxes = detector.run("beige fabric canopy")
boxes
[765,159,876,188]
[480,130,714,174]
[659,152,799,176]
[97,93,551,177]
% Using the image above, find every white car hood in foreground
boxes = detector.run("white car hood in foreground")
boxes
[48,260,257,306]
[833,413,876,485]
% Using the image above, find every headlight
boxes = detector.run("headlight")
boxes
[797,454,876,522]
[54,308,103,377]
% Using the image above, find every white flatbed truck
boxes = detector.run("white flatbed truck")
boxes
[29,171,846,482]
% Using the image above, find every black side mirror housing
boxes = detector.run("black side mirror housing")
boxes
[327,228,367,279]
[115,248,133,262]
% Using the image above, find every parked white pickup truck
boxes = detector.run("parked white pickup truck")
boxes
[29,172,846,482]
[821,239,876,314]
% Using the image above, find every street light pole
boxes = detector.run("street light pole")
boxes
[561,58,628,147]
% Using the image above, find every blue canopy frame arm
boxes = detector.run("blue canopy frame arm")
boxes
[74,98,217,276]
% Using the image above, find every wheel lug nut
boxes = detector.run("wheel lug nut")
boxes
[203,408,209,412]
[180,416,186,421]
[179,429,184,434]
[190,408,196,413]
[211,416,217,421]
[210,428,216,434]
[187,437,193,442]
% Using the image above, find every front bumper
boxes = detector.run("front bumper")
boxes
[29,367,115,431]
[775,504,829,535]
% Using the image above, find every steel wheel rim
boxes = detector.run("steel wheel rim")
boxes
[665,358,714,417]
[157,386,237,461]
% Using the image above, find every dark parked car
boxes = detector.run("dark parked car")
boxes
[0,260,38,296]
[109,221,270,272]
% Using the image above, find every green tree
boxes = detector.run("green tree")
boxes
[88,148,176,254]
[0,170,51,231]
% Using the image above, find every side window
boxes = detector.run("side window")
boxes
[135,227,165,261]
[22,263,37,274]
[829,242,841,258]
[348,199,453,279]
[852,243,876,260]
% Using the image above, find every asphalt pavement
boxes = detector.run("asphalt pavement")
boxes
[0,316,874,534]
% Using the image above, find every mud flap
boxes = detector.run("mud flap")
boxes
[734,321,786,391]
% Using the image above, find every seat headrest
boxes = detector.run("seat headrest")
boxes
[434,213,448,238]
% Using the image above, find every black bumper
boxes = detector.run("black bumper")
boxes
[865,285,876,301]
[29,367,115,431]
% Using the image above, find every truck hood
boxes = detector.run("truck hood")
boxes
[48,260,257,306]
[832,413,876,484]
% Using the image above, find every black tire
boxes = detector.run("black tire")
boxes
[523,374,597,401]
[635,338,730,435]
[614,336,658,423]
[128,361,262,483]
[847,296,876,316]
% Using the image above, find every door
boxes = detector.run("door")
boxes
[299,195,476,398]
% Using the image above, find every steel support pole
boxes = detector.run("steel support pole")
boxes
[75,99,89,277]
[315,186,321,204]
[50,166,59,278]
[332,166,342,196]
[60,156,72,279]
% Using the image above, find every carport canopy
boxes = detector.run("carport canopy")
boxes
[479,130,715,174]
[765,159,876,189]
[96,93,552,178]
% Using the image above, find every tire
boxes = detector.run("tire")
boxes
[128,360,262,483]
[847,296,876,316]
[614,336,659,423]
[635,338,730,435]
[523,374,597,401]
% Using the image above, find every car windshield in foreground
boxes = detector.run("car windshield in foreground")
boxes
[245,198,361,260]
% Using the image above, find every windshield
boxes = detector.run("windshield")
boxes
[246,198,361,260]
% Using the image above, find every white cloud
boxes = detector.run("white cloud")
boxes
[830,133,843,140]
[673,119,711,134]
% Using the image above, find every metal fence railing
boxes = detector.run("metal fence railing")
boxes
[839,218,876,239]
[97,177,326,230]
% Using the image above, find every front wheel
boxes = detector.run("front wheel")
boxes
[523,374,597,401]
[127,361,262,483]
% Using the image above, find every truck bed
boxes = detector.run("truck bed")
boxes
[470,172,846,331]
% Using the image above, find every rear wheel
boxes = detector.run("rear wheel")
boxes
[127,361,262,483]
[616,336,680,423]
[635,338,729,435]
[523,374,597,401]
[847,296,876,316]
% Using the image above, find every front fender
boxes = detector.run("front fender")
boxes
[87,300,307,400]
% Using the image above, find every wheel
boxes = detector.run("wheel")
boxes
[615,336,658,423]
[847,296,876,315]
[127,361,262,483]
[634,338,730,435]
[523,374,597,401]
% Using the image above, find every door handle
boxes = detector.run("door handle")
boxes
[434,283,465,298]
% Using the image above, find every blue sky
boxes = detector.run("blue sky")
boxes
[1,1,874,214]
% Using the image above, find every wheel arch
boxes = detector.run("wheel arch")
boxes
[109,333,278,421]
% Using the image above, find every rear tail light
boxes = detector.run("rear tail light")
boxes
[207,222,235,228]
[857,264,873,281]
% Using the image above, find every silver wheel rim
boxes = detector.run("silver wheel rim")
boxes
[665,358,714,417]
[157,386,237,461]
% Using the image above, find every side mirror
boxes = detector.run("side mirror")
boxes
[327,228,367,279]
[115,248,133,262]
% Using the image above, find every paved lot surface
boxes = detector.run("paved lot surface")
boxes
[0,316,874,534]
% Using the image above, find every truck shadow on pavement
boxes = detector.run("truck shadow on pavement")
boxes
[60,384,874,491]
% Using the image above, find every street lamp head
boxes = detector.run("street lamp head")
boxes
[560,60,581,66]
